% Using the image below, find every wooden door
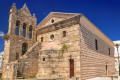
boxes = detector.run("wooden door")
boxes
[70,59,74,78]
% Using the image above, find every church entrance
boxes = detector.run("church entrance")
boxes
[70,59,74,78]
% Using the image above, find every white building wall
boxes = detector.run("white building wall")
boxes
[0,52,4,69]
[113,40,120,73]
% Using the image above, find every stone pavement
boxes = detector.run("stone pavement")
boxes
[14,77,64,80]
[87,77,118,80]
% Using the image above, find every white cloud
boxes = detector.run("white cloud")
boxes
[0,51,4,56]
[0,31,5,36]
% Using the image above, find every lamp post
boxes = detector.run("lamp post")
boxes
[116,43,120,76]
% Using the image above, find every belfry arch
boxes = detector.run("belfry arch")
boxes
[23,23,27,37]
[15,20,20,35]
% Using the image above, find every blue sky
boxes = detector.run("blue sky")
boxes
[0,0,120,52]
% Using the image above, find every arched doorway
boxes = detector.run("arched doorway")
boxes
[22,43,28,55]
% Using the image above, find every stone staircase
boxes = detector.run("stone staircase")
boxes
[15,42,41,79]
[18,42,40,60]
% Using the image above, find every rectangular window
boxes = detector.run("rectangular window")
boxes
[36,35,37,41]
[63,31,66,37]
[108,48,110,55]
[43,58,45,61]
[95,39,98,50]
[41,37,43,42]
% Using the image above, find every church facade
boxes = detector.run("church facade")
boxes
[2,3,115,80]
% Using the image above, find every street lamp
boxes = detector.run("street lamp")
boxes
[116,43,120,76]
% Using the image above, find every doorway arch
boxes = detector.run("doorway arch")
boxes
[22,43,28,55]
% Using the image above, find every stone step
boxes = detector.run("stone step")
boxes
[14,79,64,80]
[17,77,24,79]
[14,77,64,80]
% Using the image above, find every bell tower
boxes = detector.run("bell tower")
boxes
[2,3,37,64]
[2,3,37,79]
[8,3,17,35]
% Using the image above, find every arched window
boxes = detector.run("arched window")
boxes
[22,43,28,55]
[15,20,20,35]
[50,34,54,40]
[29,25,32,39]
[23,23,27,37]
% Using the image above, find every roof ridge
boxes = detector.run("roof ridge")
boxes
[50,12,81,15]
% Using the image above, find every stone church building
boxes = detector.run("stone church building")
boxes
[2,3,115,80]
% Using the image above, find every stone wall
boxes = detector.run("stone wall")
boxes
[37,12,78,29]
[37,50,65,77]
[37,24,81,80]
[2,4,37,79]
[44,18,65,27]
[37,50,80,80]
[37,24,80,49]
[2,42,41,79]
[2,62,18,80]
[5,3,37,62]
[4,37,36,63]
[17,42,41,77]
[80,25,115,80]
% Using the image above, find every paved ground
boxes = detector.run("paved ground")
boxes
[15,77,64,80]
[87,77,118,80]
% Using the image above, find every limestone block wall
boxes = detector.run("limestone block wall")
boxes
[2,62,18,80]
[3,3,37,64]
[37,50,65,77]
[37,24,81,79]
[17,42,41,77]
[2,38,22,79]
[5,37,36,63]
[37,24,80,50]
[44,18,65,27]
[2,42,41,79]
[37,50,81,80]
[2,36,37,79]
[80,25,115,80]
[3,39,11,64]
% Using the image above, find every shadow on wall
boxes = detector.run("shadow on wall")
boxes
[80,25,115,80]
[80,25,113,55]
